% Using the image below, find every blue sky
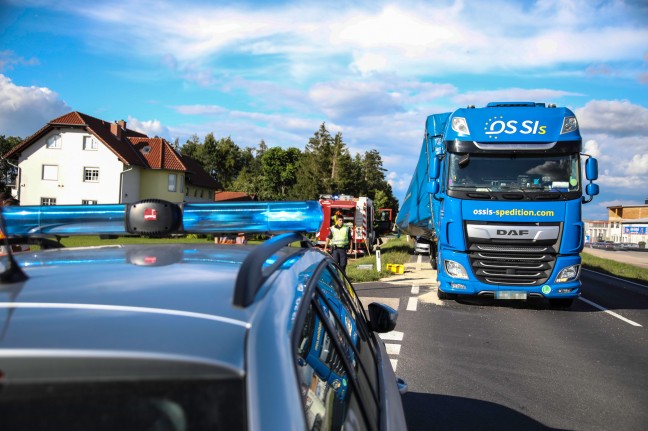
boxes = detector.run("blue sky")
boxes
[1,0,647,220]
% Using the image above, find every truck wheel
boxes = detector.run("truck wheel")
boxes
[437,289,456,300]
[548,298,574,308]
[430,248,438,270]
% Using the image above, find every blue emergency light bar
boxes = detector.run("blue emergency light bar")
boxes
[1,200,323,236]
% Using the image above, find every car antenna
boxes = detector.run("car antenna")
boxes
[0,207,28,284]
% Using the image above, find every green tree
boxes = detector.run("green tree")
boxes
[0,135,22,195]
[260,147,301,199]
[329,132,356,195]
[203,135,242,189]
[231,146,263,195]
[362,149,387,197]
[292,123,335,199]
[180,134,203,161]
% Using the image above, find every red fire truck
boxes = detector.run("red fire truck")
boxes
[317,195,376,255]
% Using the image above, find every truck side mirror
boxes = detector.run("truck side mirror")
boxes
[586,183,599,196]
[426,180,439,195]
[430,156,440,180]
[585,157,598,181]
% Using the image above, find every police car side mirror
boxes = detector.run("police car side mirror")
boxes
[368,302,398,333]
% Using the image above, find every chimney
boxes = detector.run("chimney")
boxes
[117,119,127,130]
[645,198,648,205]
[110,121,124,139]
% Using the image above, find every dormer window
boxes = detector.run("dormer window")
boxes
[83,136,98,150]
[141,145,152,154]
[46,134,62,149]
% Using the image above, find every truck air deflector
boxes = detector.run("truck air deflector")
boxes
[446,139,581,154]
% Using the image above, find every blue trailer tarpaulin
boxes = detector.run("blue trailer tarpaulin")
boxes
[396,113,449,238]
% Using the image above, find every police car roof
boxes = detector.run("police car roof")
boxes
[0,242,306,383]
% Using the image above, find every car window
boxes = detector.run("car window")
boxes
[295,265,379,431]
[0,379,246,431]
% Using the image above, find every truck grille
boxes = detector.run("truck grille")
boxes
[466,223,560,286]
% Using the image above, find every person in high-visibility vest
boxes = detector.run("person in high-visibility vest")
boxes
[324,214,352,273]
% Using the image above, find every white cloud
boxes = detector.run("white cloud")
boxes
[583,140,601,158]
[0,50,39,71]
[626,153,648,175]
[454,88,583,107]
[576,99,648,137]
[127,116,170,139]
[39,0,648,83]
[309,81,404,121]
[171,105,227,116]
[0,74,70,137]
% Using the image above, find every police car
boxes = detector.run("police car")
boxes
[0,200,407,430]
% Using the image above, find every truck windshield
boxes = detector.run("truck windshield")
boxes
[447,153,579,192]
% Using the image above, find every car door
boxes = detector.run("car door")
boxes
[294,263,380,431]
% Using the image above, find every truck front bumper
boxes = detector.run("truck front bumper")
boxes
[437,250,581,299]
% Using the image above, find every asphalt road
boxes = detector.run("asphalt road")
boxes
[355,255,648,431]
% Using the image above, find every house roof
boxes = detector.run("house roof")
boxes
[3,111,222,198]
[180,155,221,190]
[215,191,257,202]
[4,112,148,166]
[130,137,187,172]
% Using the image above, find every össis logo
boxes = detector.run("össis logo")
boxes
[484,116,547,139]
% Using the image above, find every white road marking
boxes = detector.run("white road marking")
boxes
[578,297,642,327]
[411,285,420,295]
[390,359,398,372]
[379,331,404,341]
[385,343,401,355]
[406,297,418,311]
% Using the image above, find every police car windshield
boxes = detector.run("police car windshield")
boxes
[447,153,580,192]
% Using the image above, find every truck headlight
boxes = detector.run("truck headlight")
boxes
[444,260,468,279]
[561,116,578,134]
[451,117,470,135]
[556,264,580,283]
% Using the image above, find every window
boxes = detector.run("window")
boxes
[42,165,58,181]
[295,265,378,431]
[84,168,99,182]
[82,200,98,205]
[41,198,56,205]
[179,175,184,193]
[0,379,246,430]
[46,134,61,149]
[168,174,177,192]
[83,136,98,150]
[447,153,580,193]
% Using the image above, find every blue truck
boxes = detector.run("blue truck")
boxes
[396,102,599,307]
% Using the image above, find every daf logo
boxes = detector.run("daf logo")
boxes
[497,229,529,236]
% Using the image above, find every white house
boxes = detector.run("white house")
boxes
[3,112,219,205]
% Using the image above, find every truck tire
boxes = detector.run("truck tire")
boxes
[430,247,438,270]
[548,298,574,308]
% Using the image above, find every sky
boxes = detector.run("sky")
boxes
[1,0,647,220]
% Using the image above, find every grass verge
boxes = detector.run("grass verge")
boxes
[57,235,214,247]
[345,236,414,283]
[581,252,648,284]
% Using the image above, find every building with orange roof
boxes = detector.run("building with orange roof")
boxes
[3,112,220,205]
